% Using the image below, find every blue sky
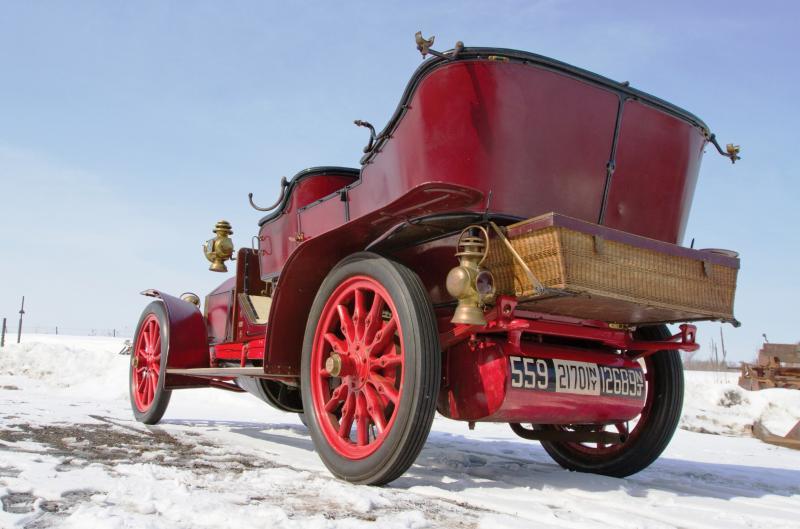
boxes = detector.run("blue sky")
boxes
[0,1,797,360]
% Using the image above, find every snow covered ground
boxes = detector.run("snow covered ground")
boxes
[1,335,799,529]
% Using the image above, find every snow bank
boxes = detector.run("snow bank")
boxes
[681,370,800,437]
[0,334,128,400]
[3,336,799,439]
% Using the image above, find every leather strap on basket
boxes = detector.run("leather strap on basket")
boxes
[488,222,546,295]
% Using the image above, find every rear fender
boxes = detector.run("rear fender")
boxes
[141,289,210,388]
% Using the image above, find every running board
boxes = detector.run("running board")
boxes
[167,367,266,377]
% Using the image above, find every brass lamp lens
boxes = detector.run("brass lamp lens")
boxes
[446,266,472,298]
[476,270,495,301]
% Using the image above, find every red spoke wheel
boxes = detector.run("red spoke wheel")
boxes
[533,325,683,477]
[302,253,439,485]
[129,301,172,424]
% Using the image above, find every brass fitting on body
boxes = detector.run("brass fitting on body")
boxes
[203,220,235,273]
[180,292,201,307]
[446,226,495,325]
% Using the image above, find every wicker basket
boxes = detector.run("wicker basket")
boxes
[483,213,738,324]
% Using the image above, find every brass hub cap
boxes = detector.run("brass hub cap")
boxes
[325,354,343,377]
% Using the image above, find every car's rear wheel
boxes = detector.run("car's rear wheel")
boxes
[129,302,172,424]
[530,325,683,477]
[301,253,439,485]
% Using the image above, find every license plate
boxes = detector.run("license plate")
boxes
[508,356,644,399]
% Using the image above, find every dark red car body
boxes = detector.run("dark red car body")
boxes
[130,44,738,484]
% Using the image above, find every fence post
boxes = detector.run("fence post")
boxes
[17,296,25,344]
[1,318,6,347]
[56,326,58,335]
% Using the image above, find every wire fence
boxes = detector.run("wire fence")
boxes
[4,324,133,339]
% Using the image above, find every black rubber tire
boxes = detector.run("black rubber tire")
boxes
[540,325,684,477]
[301,252,440,485]
[129,301,172,425]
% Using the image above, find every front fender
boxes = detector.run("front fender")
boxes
[141,289,209,370]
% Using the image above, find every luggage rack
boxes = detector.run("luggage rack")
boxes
[482,213,740,326]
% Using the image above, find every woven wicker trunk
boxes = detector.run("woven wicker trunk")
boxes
[483,213,739,325]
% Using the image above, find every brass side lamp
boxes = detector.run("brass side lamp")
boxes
[446,226,495,325]
[203,220,235,273]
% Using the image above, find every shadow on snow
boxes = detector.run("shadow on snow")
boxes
[161,419,800,501]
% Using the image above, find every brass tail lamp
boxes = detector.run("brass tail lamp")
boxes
[203,220,235,273]
[446,226,495,325]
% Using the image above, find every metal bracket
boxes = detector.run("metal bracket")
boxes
[249,177,288,212]
[354,119,377,153]
[510,424,624,444]
[707,132,741,164]
[627,323,699,358]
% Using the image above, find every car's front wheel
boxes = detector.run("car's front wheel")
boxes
[129,301,172,424]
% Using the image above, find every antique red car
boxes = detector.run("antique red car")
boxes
[129,36,740,485]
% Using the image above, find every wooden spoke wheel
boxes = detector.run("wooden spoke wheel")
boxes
[527,326,683,477]
[302,253,439,485]
[129,301,172,424]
